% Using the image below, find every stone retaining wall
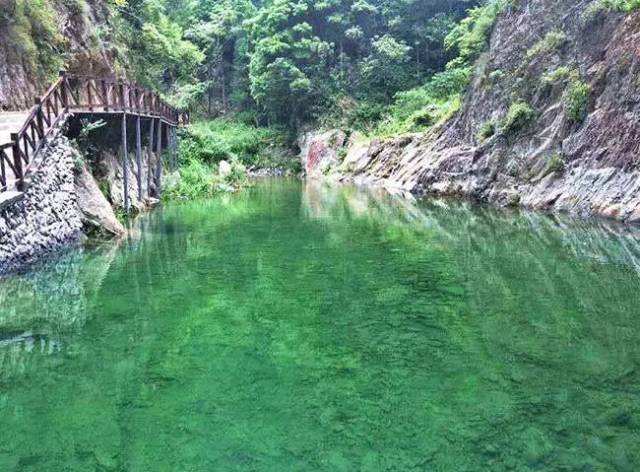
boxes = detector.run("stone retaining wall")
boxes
[0,135,83,274]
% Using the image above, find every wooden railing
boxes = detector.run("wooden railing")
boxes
[0,71,188,193]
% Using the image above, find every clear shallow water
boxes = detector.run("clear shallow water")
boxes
[1,179,640,471]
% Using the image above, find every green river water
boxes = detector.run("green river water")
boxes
[1,179,639,471]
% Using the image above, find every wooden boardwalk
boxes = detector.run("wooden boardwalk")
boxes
[0,71,188,209]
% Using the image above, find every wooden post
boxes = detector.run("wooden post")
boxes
[101,79,109,112]
[10,133,23,191]
[148,118,155,198]
[135,115,143,202]
[156,119,163,197]
[121,113,130,213]
[34,97,44,140]
[59,70,69,112]
[87,80,93,111]
[119,81,125,111]
[172,127,178,170]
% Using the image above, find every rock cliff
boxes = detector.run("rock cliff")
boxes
[310,0,640,223]
[0,0,117,110]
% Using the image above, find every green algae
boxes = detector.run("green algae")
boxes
[0,179,639,471]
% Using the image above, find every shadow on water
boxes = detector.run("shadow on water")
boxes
[0,178,638,471]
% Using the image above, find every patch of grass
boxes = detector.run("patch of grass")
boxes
[564,80,591,123]
[501,102,535,135]
[542,66,579,86]
[477,120,497,142]
[544,152,565,175]
[488,69,505,82]
[526,30,567,59]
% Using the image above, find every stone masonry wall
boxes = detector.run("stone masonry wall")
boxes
[0,135,83,274]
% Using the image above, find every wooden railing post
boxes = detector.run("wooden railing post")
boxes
[11,133,23,191]
[34,97,45,140]
[119,81,125,111]
[59,70,69,112]
[87,79,94,111]
[101,79,109,112]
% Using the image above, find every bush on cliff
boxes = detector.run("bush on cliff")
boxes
[501,102,535,135]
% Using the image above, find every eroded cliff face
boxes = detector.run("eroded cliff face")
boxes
[0,0,117,110]
[314,0,640,223]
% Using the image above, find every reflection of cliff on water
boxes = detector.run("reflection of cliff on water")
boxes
[0,241,121,381]
[303,180,640,271]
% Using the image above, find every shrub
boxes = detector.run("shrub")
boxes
[542,66,579,86]
[526,30,567,59]
[477,120,497,142]
[582,0,640,23]
[501,102,535,135]
[488,69,505,82]
[544,152,565,175]
[445,0,512,64]
[178,119,295,167]
[564,80,590,123]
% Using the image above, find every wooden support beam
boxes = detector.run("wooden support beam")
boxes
[135,115,143,202]
[121,113,130,213]
[156,119,163,197]
[173,127,178,170]
[148,118,155,198]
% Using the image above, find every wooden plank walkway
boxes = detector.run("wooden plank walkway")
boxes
[0,71,188,199]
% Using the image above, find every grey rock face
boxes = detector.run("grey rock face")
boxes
[309,2,640,223]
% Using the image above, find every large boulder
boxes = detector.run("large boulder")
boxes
[75,163,125,237]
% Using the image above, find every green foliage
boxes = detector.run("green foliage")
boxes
[501,102,535,135]
[542,66,579,86]
[582,0,640,23]
[162,159,226,201]
[545,152,565,175]
[111,0,483,127]
[445,0,511,64]
[178,119,297,170]
[360,34,412,101]
[8,0,65,81]
[564,80,591,123]
[477,120,497,142]
[526,30,567,59]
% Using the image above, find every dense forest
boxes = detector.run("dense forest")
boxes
[110,0,499,134]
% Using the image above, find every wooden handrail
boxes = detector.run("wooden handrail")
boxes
[0,70,189,193]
